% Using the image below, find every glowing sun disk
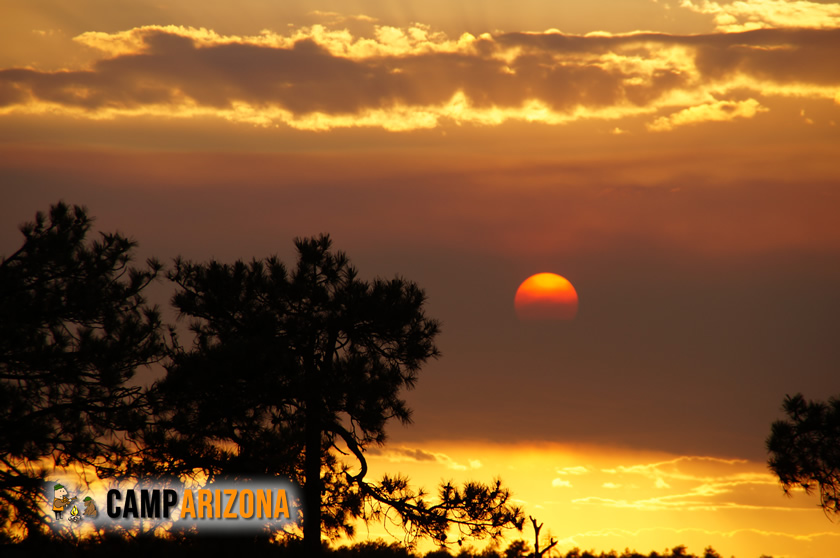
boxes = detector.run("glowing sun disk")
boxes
[514,272,579,321]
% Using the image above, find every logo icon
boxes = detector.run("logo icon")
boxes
[51,482,98,523]
[52,483,77,521]
[83,496,98,519]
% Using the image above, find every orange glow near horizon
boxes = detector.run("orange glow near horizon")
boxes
[515,273,579,321]
[355,440,839,557]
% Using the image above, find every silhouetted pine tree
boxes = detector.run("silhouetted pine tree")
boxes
[142,235,521,555]
[0,202,165,538]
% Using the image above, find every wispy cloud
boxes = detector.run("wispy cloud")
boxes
[307,11,379,25]
[572,494,806,512]
[557,525,840,550]
[609,456,780,493]
[654,477,671,489]
[680,0,840,33]
[568,455,789,512]
[556,466,589,475]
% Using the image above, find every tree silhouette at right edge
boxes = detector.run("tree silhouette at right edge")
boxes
[767,393,840,518]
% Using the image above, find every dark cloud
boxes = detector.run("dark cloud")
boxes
[386,448,440,462]
[1,27,838,123]
[692,29,840,84]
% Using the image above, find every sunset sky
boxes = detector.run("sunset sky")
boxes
[2,1,840,556]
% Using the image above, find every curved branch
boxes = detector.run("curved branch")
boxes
[324,422,368,483]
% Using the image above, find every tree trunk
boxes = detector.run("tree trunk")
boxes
[303,376,322,556]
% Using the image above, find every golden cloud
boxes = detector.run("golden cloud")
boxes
[568,455,786,513]
[1,24,839,131]
[73,24,479,60]
[556,466,589,475]
[680,0,840,33]
[647,98,768,130]
[558,526,840,552]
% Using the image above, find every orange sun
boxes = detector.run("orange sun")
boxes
[514,273,579,321]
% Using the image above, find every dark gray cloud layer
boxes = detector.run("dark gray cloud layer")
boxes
[1,27,838,121]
